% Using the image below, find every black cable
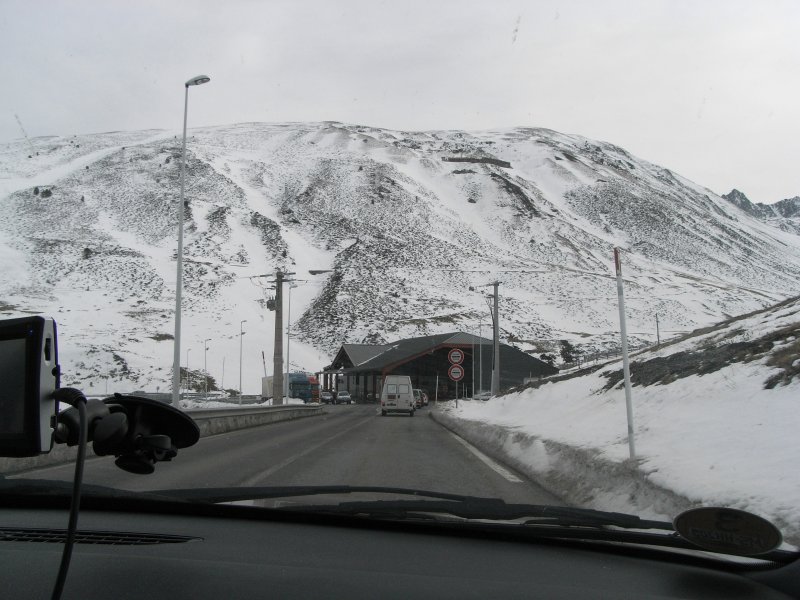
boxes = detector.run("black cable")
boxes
[51,389,88,600]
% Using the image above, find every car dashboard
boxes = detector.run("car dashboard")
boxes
[2,499,798,599]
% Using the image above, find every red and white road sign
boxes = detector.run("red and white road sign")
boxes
[448,364,465,381]
[448,348,464,364]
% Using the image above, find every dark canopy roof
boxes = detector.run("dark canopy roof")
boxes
[325,332,548,374]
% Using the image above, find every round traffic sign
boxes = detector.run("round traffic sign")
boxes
[448,364,465,381]
[448,348,464,364]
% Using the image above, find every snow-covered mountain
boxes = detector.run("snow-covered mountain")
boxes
[1,122,800,393]
[722,189,800,234]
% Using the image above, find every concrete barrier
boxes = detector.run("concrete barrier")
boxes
[1,405,323,475]
[190,405,323,436]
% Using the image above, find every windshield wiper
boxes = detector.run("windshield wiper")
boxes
[152,484,488,504]
[151,484,672,530]
[282,499,673,530]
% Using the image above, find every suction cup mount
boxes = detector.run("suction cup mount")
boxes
[55,393,199,474]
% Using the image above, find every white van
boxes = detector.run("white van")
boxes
[380,375,415,416]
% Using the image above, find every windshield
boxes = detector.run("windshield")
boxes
[1,0,799,561]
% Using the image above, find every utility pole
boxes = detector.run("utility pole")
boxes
[273,270,284,405]
[269,269,297,405]
[491,281,500,395]
[285,283,296,399]
[656,314,661,345]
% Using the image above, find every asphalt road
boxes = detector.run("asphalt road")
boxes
[14,404,564,505]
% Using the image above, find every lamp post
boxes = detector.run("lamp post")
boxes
[239,319,247,405]
[170,74,211,406]
[203,338,211,395]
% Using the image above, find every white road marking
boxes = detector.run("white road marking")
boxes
[448,431,523,483]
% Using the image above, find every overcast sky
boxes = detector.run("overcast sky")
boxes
[1,0,798,203]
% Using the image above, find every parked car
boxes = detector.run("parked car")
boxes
[413,388,424,408]
[421,390,429,406]
[320,390,334,404]
[335,390,352,405]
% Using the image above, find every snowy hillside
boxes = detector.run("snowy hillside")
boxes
[1,121,800,394]
[439,295,800,544]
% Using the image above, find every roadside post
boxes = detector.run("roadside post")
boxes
[614,248,636,459]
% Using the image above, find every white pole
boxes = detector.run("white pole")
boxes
[614,247,636,459]
[435,374,439,405]
[204,338,210,395]
[170,85,190,406]
[239,320,246,405]
[479,322,483,394]
[471,332,475,397]
[285,284,293,399]
[170,75,210,404]
[491,282,500,395]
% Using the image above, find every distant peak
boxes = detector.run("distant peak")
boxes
[722,189,751,204]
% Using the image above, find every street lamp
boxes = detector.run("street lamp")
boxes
[171,74,211,406]
[239,320,247,405]
[203,338,211,395]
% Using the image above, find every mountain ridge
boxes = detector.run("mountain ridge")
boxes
[1,121,799,393]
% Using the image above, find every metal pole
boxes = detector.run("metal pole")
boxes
[614,248,636,459]
[204,338,210,395]
[479,322,483,394]
[285,284,293,399]
[171,85,190,406]
[491,282,500,395]
[656,314,660,345]
[273,270,284,405]
[471,331,475,398]
[435,374,439,405]
[239,320,246,405]
[185,348,191,393]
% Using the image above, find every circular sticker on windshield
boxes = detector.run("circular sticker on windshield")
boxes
[673,507,782,556]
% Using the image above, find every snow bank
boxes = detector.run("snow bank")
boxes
[434,301,800,546]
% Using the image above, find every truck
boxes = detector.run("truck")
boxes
[262,373,313,402]
[288,372,313,402]
[308,375,320,402]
